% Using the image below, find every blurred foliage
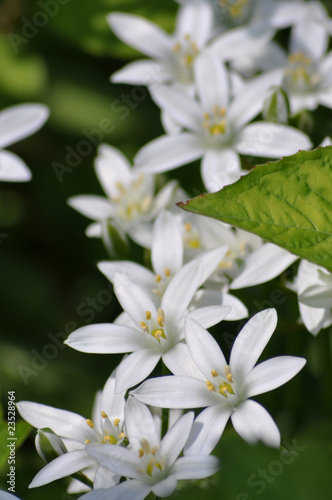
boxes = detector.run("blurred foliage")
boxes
[0,0,331,499]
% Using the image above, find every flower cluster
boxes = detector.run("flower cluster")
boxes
[7,1,332,499]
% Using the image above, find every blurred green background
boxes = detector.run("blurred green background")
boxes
[0,0,332,498]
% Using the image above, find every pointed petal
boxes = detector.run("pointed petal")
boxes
[86,444,143,480]
[67,195,115,220]
[184,318,227,380]
[134,133,203,174]
[86,222,102,237]
[299,284,332,308]
[171,455,220,479]
[186,305,231,329]
[100,375,126,422]
[111,60,167,85]
[107,13,171,59]
[125,397,159,450]
[94,144,131,198]
[194,55,229,111]
[231,400,280,447]
[235,122,312,158]
[152,211,183,275]
[113,272,157,326]
[97,260,155,288]
[150,180,178,217]
[80,480,150,500]
[230,309,278,381]
[152,475,177,498]
[176,3,213,47]
[184,405,231,456]
[94,465,120,489]
[230,243,298,289]
[64,324,145,353]
[0,150,31,182]
[191,289,248,320]
[201,148,242,192]
[160,412,194,466]
[162,343,205,378]
[299,301,328,336]
[197,246,229,286]
[128,221,154,249]
[131,376,217,408]
[16,401,97,442]
[290,19,328,61]
[0,103,49,149]
[115,349,161,393]
[243,356,306,398]
[29,450,95,487]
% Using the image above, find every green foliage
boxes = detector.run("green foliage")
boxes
[179,147,332,272]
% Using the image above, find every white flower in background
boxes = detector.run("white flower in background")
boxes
[16,375,126,489]
[81,398,219,500]
[0,103,49,182]
[67,144,177,248]
[0,493,23,500]
[132,310,306,453]
[134,54,312,191]
[289,260,332,335]
[271,0,332,33]
[65,261,231,392]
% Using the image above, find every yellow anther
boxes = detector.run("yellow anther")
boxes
[138,449,144,458]
[141,195,152,212]
[218,260,232,269]
[103,435,110,442]
[84,439,90,445]
[206,380,216,391]
[189,240,201,248]
[172,42,181,53]
[220,107,226,116]
[146,311,152,320]
[157,316,164,327]
[140,438,151,455]
[164,267,171,277]
[224,365,233,383]
[115,181,126,195]
[184,222,192,232]
[140,321,149,333]
[151,446,158,455]
[203,112,210,120]
[156,274,162,283]
[219,381,235,398]
[101,411,108,419]
[153,329,163,340]
[185,33,190,41]
[211,369,218,377]
[147,459,155,477]
[119,432,126,439]
[104,435,117,445]
[114,418,120,427]
[86,419,94,428]
[226,249,232,256]
[157,308,165,327]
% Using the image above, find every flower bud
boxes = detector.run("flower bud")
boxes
[262,86,289,124]
[35,428,67,463]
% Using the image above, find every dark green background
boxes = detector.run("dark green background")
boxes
[0,0,332,498]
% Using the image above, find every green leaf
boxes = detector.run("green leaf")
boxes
[178,147,332,272]
[0,419,31,471]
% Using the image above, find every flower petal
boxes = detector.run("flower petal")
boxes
[299,283,332,309]
[160,412,194,466]
[191,289,248,321]
[243,356,306,398]
[152,211,183,276]
[201,148,242,192]
[111,60,167,85]
[67,195,115,221]
[230,309,278,382]
[125,397,159,451]
[100,375,126,423]
[107,13,171,59]
[194,55,229,111]
[197,246,229,286]
[235,122,312,158]
[80,480,150,500]
[162,343,205,378]
[186,305,231,329]
[0,103,49,149]
[231,399,280,447]
[115,349,161,393]
[86,444,143,480]
[176,3,213,47]
[171,455,220,479]
[184,405,231,456]
[94,144,131,198]
[97,260,155,288]
[134,133,204,174]
[152,475,178,498]
[0,150,31,182]
[29,450,95,487]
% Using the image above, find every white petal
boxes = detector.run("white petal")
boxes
[29,450,95,487]
[230,309,278,382]
[152,475,177,498]
[186,305,231,329]
[94,144,131,198]
[64,324,145,353]
[16,401,97,442]
[97,260,155,288]
[131,376,217,408]
[176,3,213,47]
[67,195,115,221]
[184,405,231,456]
[86,444,143,480]
[0,150,31,182]
[111,60,167,85]
[184,318,227,380]
[235,122,312,158]
[107,13,171,59]
[231,400,280,447]
[201,148,242,192]
[115,349,161,393]
[113,272,157,326]
[299,301,328,335]
[150,179,179,217]
[230,243,298,289]
[152,211,183,275]
[244,356,306,398]
[134,133,203,174]
[290,20,328,61]
[128,221,154,249]
[0,103,49,149]
[86,222,102,237]
[80,480,150,500]
[299,284,332,309]
[125,397,159,451]
[191,289,248,321]
[94,465,120,489]
[162,343,205,378]
[160,412,194,466]
[194,55,229,111]
[197,246,229,286]
[171,455,220,479]
[100,375,126,422]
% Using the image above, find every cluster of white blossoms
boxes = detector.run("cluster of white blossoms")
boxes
[6,1,332,499]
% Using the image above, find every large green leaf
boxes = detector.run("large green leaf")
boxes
[179,147,332,272]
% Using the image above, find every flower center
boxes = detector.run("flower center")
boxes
[172,34,200,68]
[112,174,152,222]
[219,0,249,18]
[84,413,125,445]
[203,106,227,137]
[183,221,201,250]
[140,309,167,342]
[284,52,320,93]
[206,365,236,399]
[138,438,166,478]
[153,268,172,297]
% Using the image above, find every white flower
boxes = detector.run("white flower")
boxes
[0,103,49,182]
[67,144,177,248]
[16,375,126,489]
[0,493,22,500]
[132,309,306,453]
[65,260,231,392]
[134,54,312,191]
[80,398,219,500]
[290,260,332,335]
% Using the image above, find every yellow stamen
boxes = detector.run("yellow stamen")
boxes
[115,181,126,195]
[172,42,181,53]
[189,240,200,248]
[156,274,162,283]
[114,418,120,427]
[84,439,90,445]
[157,316,164,327]
[164,267,171,277]
[151,446,158,455]
[157,308,165,327]
[206,380,216,391]
[224,365,233,383]
[146,311,152,320]
[211,369,218,377]
[184,222,192,232]
[140,321,149,333]
[86,419,94,428]
[140,438,151,455]
[138,448,144,458]
[103,435,117,444]
[119,432,126,439]
[101,411,108,419]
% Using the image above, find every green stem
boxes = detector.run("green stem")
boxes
[71,471,94,489]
